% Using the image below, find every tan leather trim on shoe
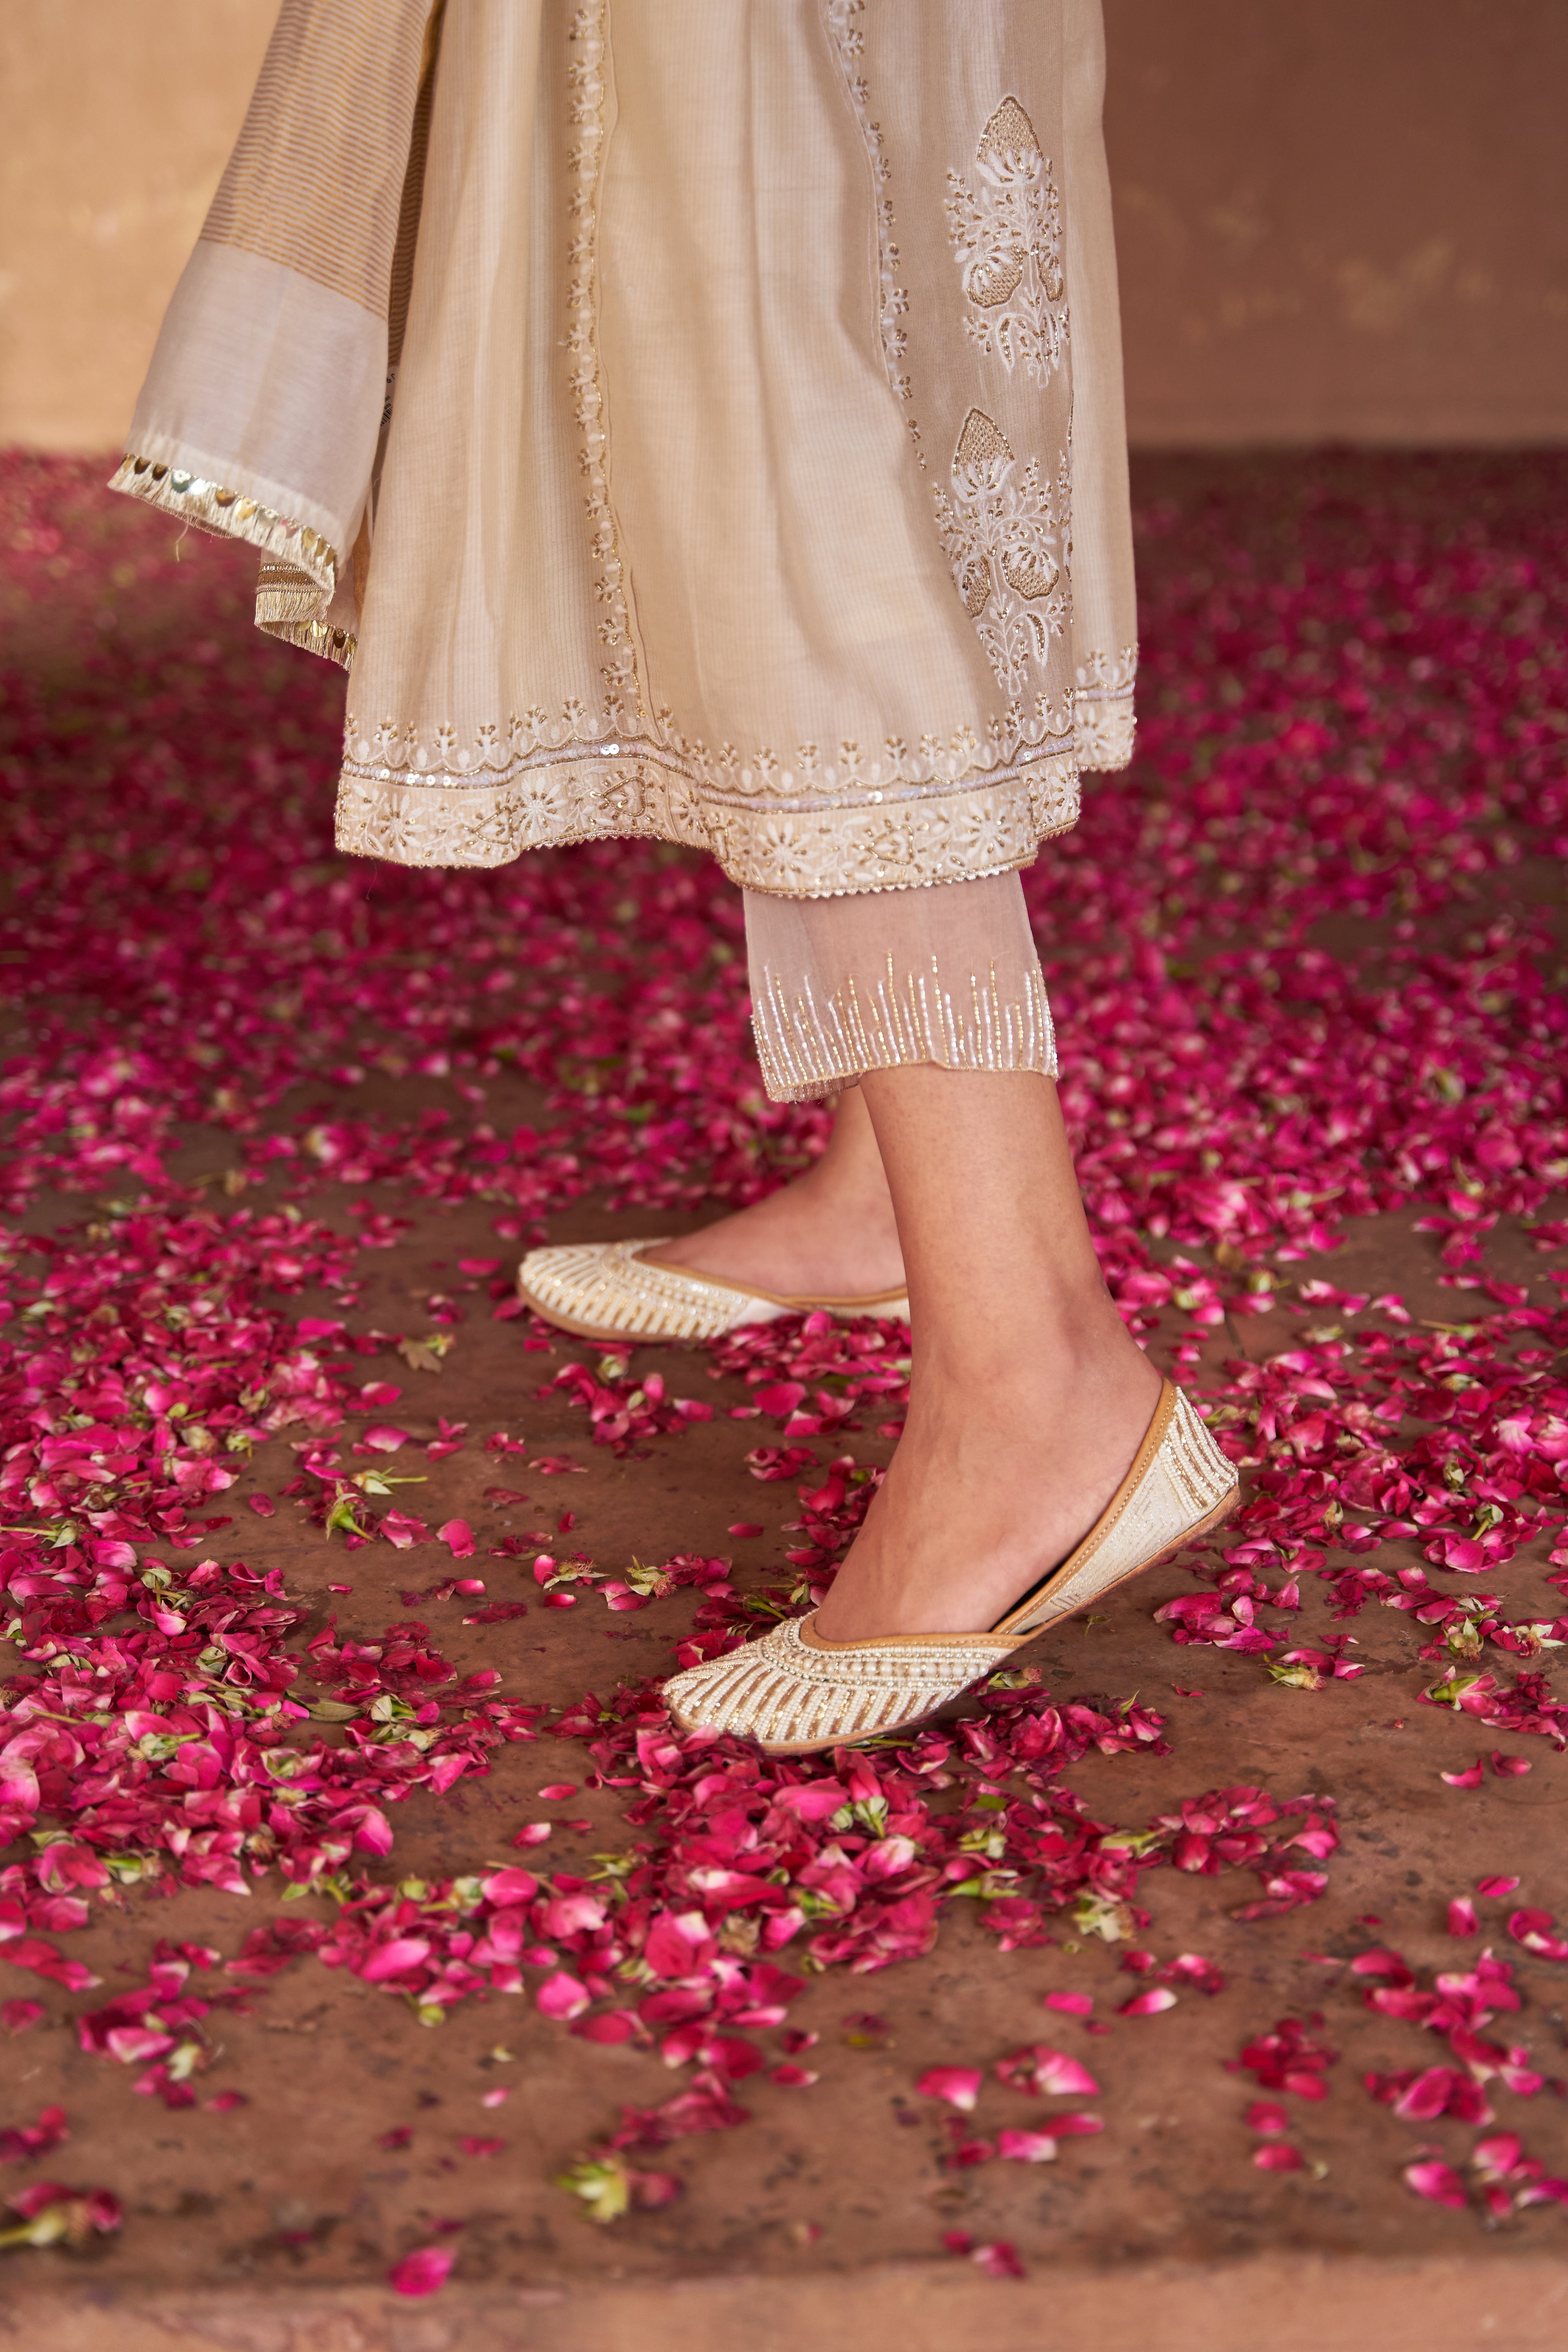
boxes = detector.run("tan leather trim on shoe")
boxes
[630,1247,909,1317]
[992,1378,1180,1639]
[797,1614,1011,1658]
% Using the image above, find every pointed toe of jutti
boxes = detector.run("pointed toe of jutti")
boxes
[662,1380,1239,1757]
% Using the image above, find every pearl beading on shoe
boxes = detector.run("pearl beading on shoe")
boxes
[664,1616,1015,1751]
[519,1240,789,1342]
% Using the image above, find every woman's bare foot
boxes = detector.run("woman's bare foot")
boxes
[642,1085,905,1298]
[806,1061,1164,1640]
[812,1313,1161,1639]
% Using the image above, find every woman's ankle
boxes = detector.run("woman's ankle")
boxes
[645,1169,905,1295]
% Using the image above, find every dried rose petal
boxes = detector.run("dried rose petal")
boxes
[1508,1910,1568,1963]
[916,2067,983,2113]
[1043,1990,1094,2017]
[1245,2103,1291,2135]
[388,2245,456,2296]
[972,2240,1027,2279]
[995,2047,1100,2098]
[537,1974,591,2021]
[1403,2160,1467,2209]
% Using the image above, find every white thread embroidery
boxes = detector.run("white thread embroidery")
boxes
[934,410,1071,698]
[563,3,643,731]
[946,96,1069,387]
[820,0,922,463]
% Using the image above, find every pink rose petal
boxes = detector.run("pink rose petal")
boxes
[389,2245,455,2296]
[916,2067,983,2113]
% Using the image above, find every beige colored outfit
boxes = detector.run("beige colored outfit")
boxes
[112,0,1135,1101]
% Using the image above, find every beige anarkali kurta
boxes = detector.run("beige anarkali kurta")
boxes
[113,0,1136,1100]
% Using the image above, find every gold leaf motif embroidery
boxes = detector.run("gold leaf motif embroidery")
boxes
[933,411,1070,699]
[946,96,1069,386]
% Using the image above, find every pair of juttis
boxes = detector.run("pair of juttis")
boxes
[113,1,1228,1754]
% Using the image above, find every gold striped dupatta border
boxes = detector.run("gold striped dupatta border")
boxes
[200,0,442,319]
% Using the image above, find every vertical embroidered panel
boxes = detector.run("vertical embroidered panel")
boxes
[820,0,923,466]
[946,95,1069,386]
[564,3,644,734]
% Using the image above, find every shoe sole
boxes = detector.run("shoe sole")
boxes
[733,1484,1242,1758]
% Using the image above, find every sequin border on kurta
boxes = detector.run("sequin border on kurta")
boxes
[333,741,1078,894]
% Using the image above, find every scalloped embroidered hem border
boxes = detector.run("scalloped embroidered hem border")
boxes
[334,750,1081,894]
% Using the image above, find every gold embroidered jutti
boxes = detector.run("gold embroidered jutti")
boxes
[113,0,1136,907]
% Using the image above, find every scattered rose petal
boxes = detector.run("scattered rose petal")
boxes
[1404,2160,1467,2209]
[388,2245,455,2296]
[916,2067,983,2113]
[1246,2103,1291,2135]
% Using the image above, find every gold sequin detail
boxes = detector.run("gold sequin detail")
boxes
[564,1,644,733]
[751,951,1055,1104]
[106,455,353,670]
[1073,646,1137,773]
[333,746,1079,892]
[820,0,921,463]
[947,95,1069,385]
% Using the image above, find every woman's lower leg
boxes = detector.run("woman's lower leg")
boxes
[812,1063,1162,1640]
[643,1081,905,1296]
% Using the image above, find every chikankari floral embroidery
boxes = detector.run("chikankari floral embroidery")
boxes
[946,95,1069,386]
[821,0,922,462]
[563,2,644,731]
[934,409,1071,698]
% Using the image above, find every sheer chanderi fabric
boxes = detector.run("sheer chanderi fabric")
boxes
[112,0,1135,1099]
[744,873,1053,1102]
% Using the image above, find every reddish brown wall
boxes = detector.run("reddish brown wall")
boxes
[2,0,1565,450]
[1104,0,1568,443]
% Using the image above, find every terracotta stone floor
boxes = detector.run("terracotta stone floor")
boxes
[6,1150,1568,2348]
[4,445,1566,2345]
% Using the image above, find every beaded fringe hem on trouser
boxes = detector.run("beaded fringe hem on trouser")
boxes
[743,868,1055,1103]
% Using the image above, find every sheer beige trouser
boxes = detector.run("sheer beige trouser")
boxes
[743,870,1053,1105]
